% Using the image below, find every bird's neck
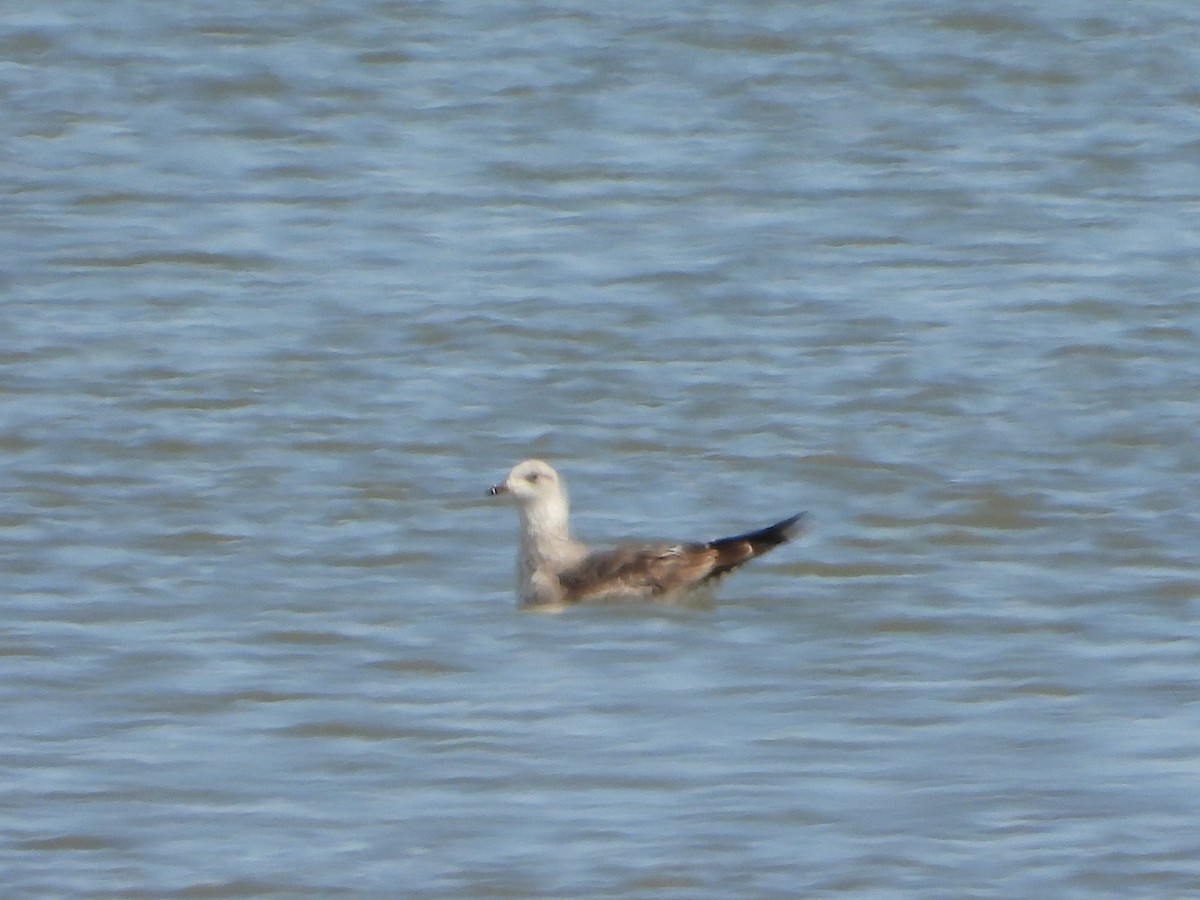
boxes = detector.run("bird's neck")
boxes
[518,493,574,562]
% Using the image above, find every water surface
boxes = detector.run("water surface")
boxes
[3,1,1199,897]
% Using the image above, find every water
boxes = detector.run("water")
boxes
[3,1,1199,896]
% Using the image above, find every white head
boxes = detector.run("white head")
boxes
[489,459,565,506]
[490,460,580,596]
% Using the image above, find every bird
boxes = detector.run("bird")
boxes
[488,459,806,611]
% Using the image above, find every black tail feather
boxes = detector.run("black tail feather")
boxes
[704,512,808,581]
[712,512,807,552]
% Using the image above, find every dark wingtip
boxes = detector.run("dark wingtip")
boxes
[778,511,808,541]
[699,512,804,582]
[708,511,809,555]
[748,512,807,548]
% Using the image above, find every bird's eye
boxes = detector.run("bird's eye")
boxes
[526,473,540,483]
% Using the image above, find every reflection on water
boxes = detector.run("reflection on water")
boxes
[3,0,1199,896]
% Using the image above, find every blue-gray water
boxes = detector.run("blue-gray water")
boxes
[4,2,1199,897]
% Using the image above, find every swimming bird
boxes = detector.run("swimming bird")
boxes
[489,459,806,610]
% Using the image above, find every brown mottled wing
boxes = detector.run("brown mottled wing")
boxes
[557,543,720,604]
[557,513,808,605]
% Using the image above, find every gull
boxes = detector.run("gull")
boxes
[489,459,806,610]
